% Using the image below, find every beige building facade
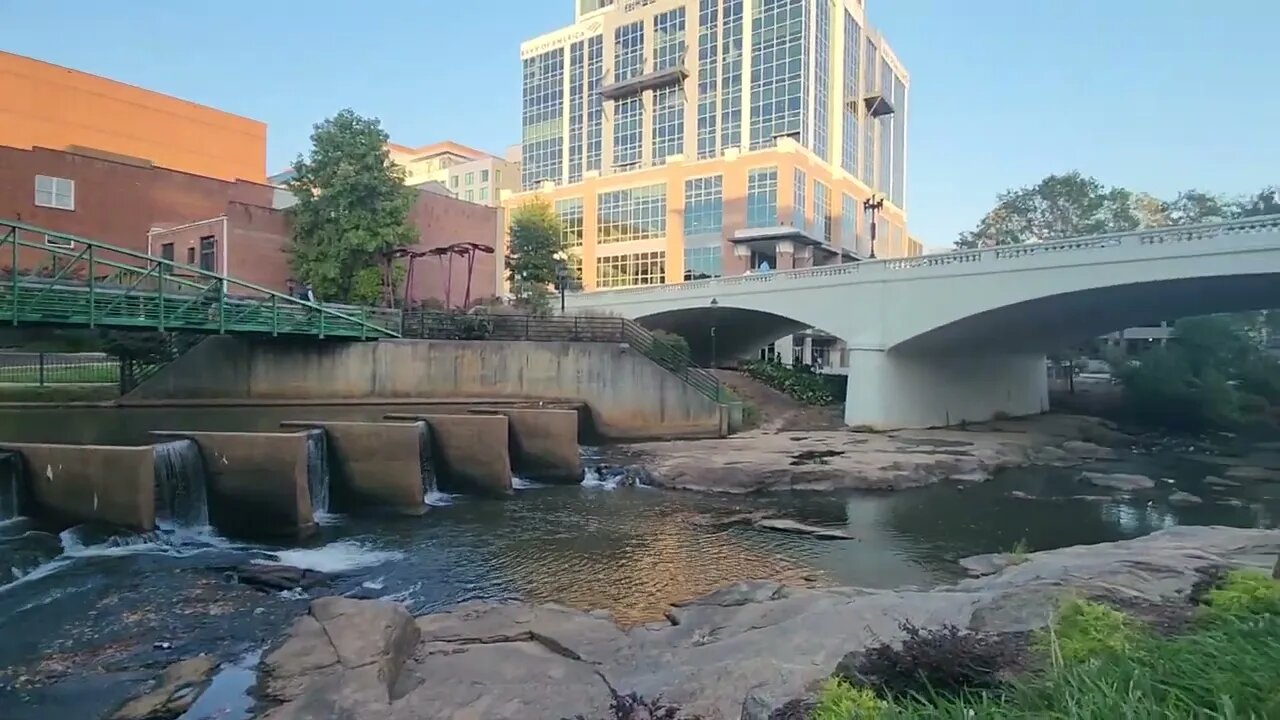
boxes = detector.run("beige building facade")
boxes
[390,141,520,208]
[506,0,919,292]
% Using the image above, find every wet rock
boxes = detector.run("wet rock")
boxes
[1062,441,1118,460]
[1168,491,1204,505]
[959,553,1021,577]
[258,526,1280,720]
[234,564,329,592]
[110,655,217,720]
[1225,466,1280,482]
[753,518,854,540]
[261,615,340,702]
[1009,491,1034,500]
[1080,471,1155,491]
[1205,475,1241,487]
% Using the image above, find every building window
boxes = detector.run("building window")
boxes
[465,190,475,202]
[878,59,894,201]
[597,251,666,288]
[556,197,584,247]
[598,184,665,244]
[480,169,490,183]
[495,169,503,184]
[567,250,583,282]
[683,246,722,280]
[521,47,566,189]
[746,167,778,228]
[842,192,857,249]
[613,95,644,167]
[43,233,73,249]
[684,176,723,236]
[199,236,216,272]
[862,38,878,186]
[614,21,645,83]
[451,176,459,189]
[568,40,586,184]
[749,0,807,149]
[34,175,75,211]
[891,73,907,209]
[652,84,685,164]
[479,187,490,202]
[466,172,475,186]
[160,242,175,261]
[696,0,720,159]
[186,247,196,264]
[814,0,831,163]
[841,11,861,176]
[720,0,744,150]
[654,7,687,72]
[814,180,832,244]
[585,35,605,173]
[792,169,807,229]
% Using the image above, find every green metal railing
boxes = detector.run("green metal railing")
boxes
[0,220,401,340]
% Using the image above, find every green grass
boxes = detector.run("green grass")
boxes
[816,571,1280,719]
[0,363,119,384]
[0,384,119,402]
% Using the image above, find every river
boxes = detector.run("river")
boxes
[0,406,1277,719]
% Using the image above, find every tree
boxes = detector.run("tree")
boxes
[1164,189,1233,226]
[286,109,417,305]
[955,172,1140,248]
[506,201,565,313]
[1236,186,1280,218]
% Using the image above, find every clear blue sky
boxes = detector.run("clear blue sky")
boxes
[6,0,1278,248]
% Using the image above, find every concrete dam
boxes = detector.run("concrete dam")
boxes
[0,408,582,538]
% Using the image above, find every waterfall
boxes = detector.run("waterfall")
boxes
[304,429,331,515]
[419,423,452,506]
[151,440,209,528]
[0,452,22,521]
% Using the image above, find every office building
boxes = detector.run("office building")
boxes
[389,141,520,207]
[506,0,920,292]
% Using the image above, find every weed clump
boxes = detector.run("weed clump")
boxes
[837,621,1011,699]
[1036,597,1142,665]
[565,690,701,720]
[810,678,886,719]
[1204,569,1280,617]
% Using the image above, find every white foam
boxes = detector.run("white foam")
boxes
[257,541,404,574]
[581,468,623,490]
[277,587,309,601]
[362,577,386,591]
[379,580,422,606]
[313,512,345,527]
[425,491,455,507]
[512,477,545,490]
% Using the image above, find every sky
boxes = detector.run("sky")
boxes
[5,0,1279,249]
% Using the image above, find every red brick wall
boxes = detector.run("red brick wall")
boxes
[406,192,499,307]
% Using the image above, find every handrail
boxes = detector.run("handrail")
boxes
[0,219,401,339]
[575,214,1280,299]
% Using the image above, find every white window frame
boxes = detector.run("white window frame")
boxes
[34,175,75,211]
[44,233,74,249]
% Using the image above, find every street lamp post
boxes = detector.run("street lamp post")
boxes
[709,297,719,370]
[553,251,568,314]
[863,195,885,259]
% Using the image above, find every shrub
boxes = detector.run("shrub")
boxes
[811,678,886,720]
[1204,569,1280,618]
[838,621,1010,699]
[1036,598,1141,666]
[742,359,837,406]
[650,330,692,368]
[565,690,699,720]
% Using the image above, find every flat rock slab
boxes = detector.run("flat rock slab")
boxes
[256,526,1280,720]
[754,518,854,540]
[110,655,217,720]
[1168,491,1204,505]
[1225,466,1280,482]
[1080,471,1156,491]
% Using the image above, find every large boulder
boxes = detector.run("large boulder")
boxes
[257,526,1280,720]
[110,656,217,720]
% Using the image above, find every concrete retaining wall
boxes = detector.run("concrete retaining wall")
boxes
[467,408,581,483]
[127,336,726,439]
[0,443,155,530]
[280,421,427,515]
[384,413,512,497]
[152,430,315,538]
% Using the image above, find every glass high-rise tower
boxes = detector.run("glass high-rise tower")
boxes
[507,0,917,291]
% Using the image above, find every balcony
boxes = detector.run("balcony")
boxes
[600,64,688,100]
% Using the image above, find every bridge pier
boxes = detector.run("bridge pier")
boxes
[844,349,1049,430]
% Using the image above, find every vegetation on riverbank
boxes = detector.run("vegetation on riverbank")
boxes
[741,359,839,406]
[806,569,1280,719]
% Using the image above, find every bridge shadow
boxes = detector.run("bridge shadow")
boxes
[635,307,810,364]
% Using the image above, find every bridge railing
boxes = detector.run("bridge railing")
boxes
[0,220,401,340]
[573,214,1280,299]
[400,310,726,402]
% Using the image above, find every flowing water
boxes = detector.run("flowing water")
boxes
[0,405,1278,719]
[151,440,210,529]
[0,452,21,522]
[303,429,331,516]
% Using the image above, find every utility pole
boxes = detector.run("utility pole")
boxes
[863,195,886,259]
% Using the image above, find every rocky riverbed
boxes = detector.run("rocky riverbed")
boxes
[621,414,1139,493]
[237,525,1279,720]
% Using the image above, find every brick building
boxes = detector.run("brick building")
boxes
[0,145,500,306]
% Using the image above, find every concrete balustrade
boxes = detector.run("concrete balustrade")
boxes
[280,420,428,515]
[466,408,582,483]
[384,413,513,497]
[152,430,317,538]
[0,443,156,531]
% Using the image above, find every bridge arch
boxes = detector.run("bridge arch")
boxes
[635,304,818,362]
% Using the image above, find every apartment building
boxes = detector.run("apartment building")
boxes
[389,141,520,207]
[506,0,920,292]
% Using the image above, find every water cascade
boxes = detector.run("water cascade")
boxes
[304,429,331,516]
[151,440,209,528]
[419,424,452,506]
[0,452,22,522]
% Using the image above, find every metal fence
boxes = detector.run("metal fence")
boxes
[0,351,121,386]
[399,311,726,402]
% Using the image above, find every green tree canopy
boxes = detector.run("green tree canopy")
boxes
[286,109,417,305]
[956,172,1141,248]
[506,201,565,313]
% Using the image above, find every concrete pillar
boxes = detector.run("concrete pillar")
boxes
[153,431,316,538]
[775,335,794,366]
[384,414,513,497]
[0,443,155,531]
[280,421,428,515]
[802,335,814,365]
[467,408,582,483]
[844,349,1049,430]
